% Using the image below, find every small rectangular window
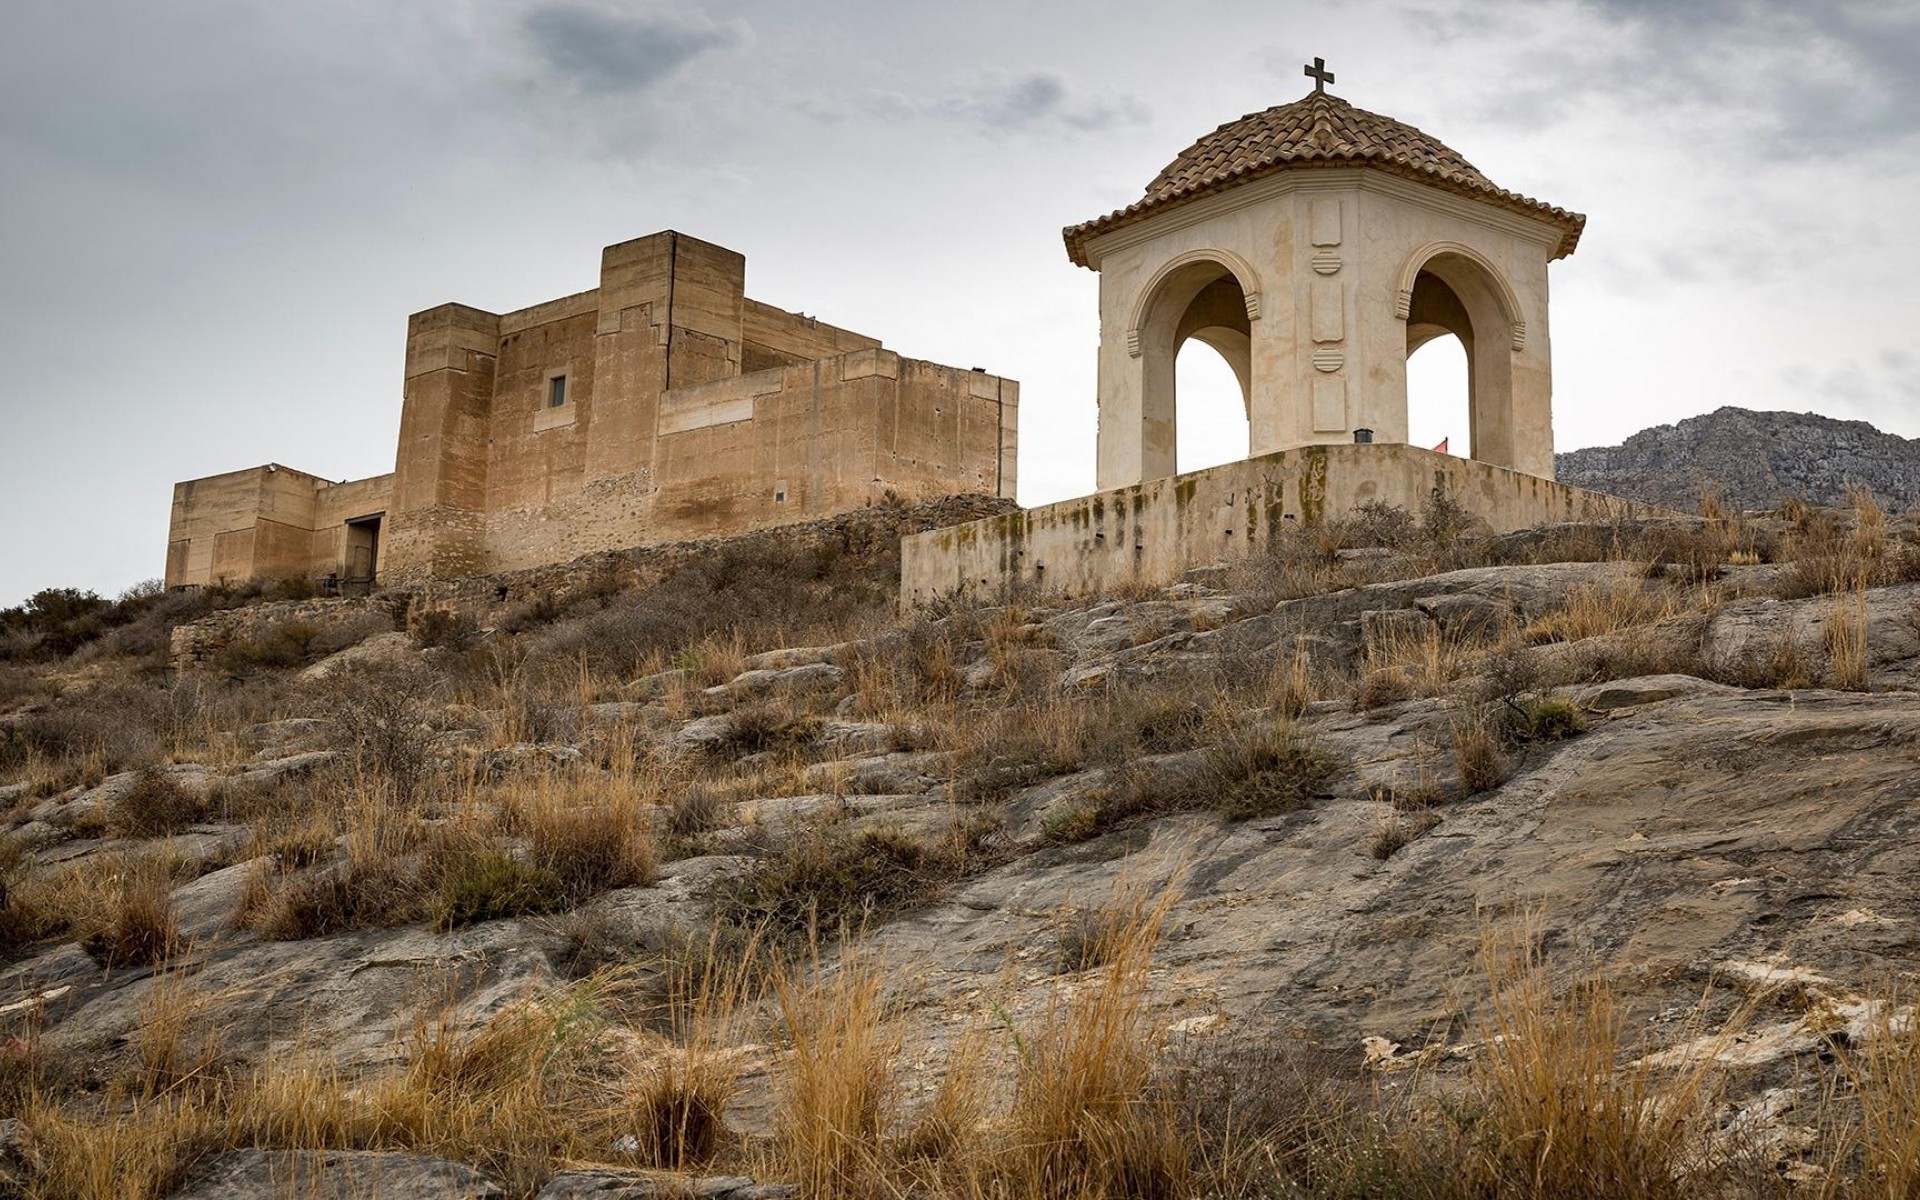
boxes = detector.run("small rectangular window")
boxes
[548,375,567,408]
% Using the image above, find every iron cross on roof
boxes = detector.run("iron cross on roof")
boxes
[1304,56,1335,93]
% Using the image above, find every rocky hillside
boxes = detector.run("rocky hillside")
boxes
[1,500,1919,1198]
[1556,406,1920,512]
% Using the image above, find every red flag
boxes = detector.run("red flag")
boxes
[1432,437,1449,454]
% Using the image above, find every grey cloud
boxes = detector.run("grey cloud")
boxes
[962,74,1068,127]
[1416,0,1920,158]
[520,3,745,95]
[855,73,1148,134]
[1779,351,1920,430]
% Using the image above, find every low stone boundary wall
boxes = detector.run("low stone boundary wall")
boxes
[169,495,1015,669]
[899,445,1674,607]
[166,596,407,670]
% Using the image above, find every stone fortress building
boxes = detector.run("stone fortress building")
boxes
[165,231,1018,589]
[902,64,1663,602]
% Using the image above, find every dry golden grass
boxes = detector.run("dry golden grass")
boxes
[1525,581,1680,646]
[1270,637,1323,718]
[772,944,902,1199]
[1450,703,1512,796]
[1441,928,1732,1200]
[1825,585,1870,691]
[625,923,767,1169]
[1832,983,1920,1200]
[997,880,1186,1200]
[1359,621,1483,705]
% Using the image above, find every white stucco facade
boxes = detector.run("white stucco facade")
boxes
[1068,92,1582,491]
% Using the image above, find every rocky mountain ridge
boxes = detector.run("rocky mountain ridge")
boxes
[1556,406,1920,513]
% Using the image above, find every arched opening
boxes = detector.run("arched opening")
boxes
[1175,339,1250,472]
[1137,261,1252,481]
[1406,325,1469,458]
[1400,250,1520,469]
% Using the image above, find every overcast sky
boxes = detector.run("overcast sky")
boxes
[3,0,1916,606]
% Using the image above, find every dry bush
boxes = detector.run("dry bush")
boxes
[422,833,565,931]
[1362,620,1482,701]
[108,768,208,838]
[8,685,171,780]
[1509,694,1587,742]
[522,539,897,679]
[1229,529,1366,609]
[1776,489,1920,600]
[1055,898,1136,973]
[80,870,179,969]
[324,663,437,807]
[0,847,190,963]
[1098,687,1214,761]
[1450,703,1512,795]
[626,923,766,1167]
[1371,801,1442,860]
[948,693,1103,805]
[245,852,419,941]
[1525,581,1679,645]
[1046,721,1337,842]
[0,664,53,713]
[1155,1035,1382,1196]
[716,815,999,941]
[665,782,729,844]
[506,773,658,900]
[847,618,969,714]
[708,702,822,760]
[773,946,902,1199]
[412,607,480,651]
[1710,626,1819,691]
[1270,638,1325,718]
[1831,980,1920,1198]
[132,972,227,1099]
[1209,721,1340,821]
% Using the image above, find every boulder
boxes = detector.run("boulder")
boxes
[171,1149,502,1199]
[1569,675,1739,712]
[536,1171,793,1200]
[297,631,418,683]
[706,662,846,699]
[481,743,586,778]
[814,720,899,756]
[800,752,947,796]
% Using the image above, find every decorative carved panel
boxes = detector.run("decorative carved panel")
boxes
[1309,198,1342,247]
[1310,279,1344,343]
[1311,376,1346,432]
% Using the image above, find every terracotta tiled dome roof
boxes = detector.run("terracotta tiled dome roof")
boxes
[1064,90,1584,267]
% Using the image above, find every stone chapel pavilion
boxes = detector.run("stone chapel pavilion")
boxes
[902,68,1662,602]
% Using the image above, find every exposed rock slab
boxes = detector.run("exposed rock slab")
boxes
[171,1149,501,1199]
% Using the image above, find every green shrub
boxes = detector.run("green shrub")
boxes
[1045,723,1338,843]
[427,842,564,931]
[1512,696,1586,742]
[717,816,998,940]
[250,856,419,940]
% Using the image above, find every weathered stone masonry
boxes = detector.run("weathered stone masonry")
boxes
[165,231,1018,590]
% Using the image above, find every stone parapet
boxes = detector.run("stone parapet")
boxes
[900,445,1676,608]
